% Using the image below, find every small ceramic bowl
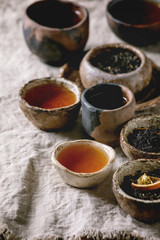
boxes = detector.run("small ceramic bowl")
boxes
[51,139,116,188]
[106,0,160,46]
[81,83,136,147]
[120,114,160,160]
[19,77,81,131]
[79,43,152,94]
[23,0,89,66]
[113,159,160,222]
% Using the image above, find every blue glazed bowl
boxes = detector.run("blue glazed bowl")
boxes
[81,83,135,147]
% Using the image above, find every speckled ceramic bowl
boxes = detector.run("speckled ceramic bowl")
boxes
[19,77,81,131]
[23,0,89,66]
[81,83,136,147]
[120,114,160,160]
[79,43,152,94]
[113,159,160,222]
[52,139,116,188]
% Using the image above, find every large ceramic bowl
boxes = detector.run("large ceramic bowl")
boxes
[19,77,81,131]
[106,0,160,46]
[52,139,116,188]
[23,0,89,66]
[113,159,160,222]
[120,114,160,160]
[79,43,152,94]
[81,83,136,147]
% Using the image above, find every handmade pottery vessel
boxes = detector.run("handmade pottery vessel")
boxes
[113,159,160,222]
[19,77,81,131]
[52,139,116,188]
[79,43,152,94]
[120,114,160,160]
[106,0,160,46]
[23,0,89,66]
[81,83,136,147]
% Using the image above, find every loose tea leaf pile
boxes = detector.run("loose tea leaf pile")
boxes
[90,47,141,74]
[127,126,160,153]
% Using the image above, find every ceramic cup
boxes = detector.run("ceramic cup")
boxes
[81,83,136,147]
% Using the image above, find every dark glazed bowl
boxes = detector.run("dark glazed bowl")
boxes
[19,77,81,131]
[113,159,160,222]
[79,43,152,94]
[106,0,160,46]
[23,0,89,66]
[81,83,136,147]
[120,114,160,160]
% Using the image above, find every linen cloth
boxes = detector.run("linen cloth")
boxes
[1,0,160,239]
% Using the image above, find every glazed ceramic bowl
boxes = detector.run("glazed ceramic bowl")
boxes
[81,83,136,147]
[52,139,116,188]
[19,77,81,131]
[23,0,89,66]
[113,159,160,222]
[79,43,152,94]
[120,114,160,160]
[106,0,160,46]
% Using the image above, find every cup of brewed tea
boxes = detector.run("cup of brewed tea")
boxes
[81,83,136,147]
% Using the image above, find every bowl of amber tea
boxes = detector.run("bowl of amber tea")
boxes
[19,77,81,131]
[113,159,160,222]
[52,139,116,188]
[81,83,136,147]
[120,114,160,160]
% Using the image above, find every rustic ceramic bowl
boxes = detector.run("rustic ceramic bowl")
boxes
[19,77,81,131]
[23,0,89,66]
[79,43,152,94]
[81,83,136,147]
[120,114,160,160]
[106,0,160,46]
[51,139,116,188]
[113,159,160,222]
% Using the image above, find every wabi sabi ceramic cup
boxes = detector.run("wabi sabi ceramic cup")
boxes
[81,83,136,147]
[106,0,160,46]
[113,159,160,222]
[23,0,89,66]
[79,43,152,94]
[19,77,81,131]
[52,139,116,188]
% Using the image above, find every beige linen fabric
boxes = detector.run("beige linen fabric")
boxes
[1,0,160,239]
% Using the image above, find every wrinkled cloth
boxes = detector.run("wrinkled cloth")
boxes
[1,0,160,239]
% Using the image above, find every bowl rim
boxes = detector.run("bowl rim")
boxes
[81,82,135,112]
[19,77,81,112]
[24,0,89,31]
[51,139,116,177]
[120,113,160,156]
[106,0,160,28]
[113,158,160,203]
[83,43,147,77]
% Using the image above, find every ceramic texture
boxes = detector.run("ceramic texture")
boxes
[52,139,116,188]
[113,159,160,222]
[79,43,152,94]
[106,0,160,46]
[81,83,136,147]
[23,0,89,66]
[19,77,81,131]
[120,114,160,160]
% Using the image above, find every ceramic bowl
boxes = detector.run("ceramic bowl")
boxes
[106,0,160,46]
[120,114,160,160]
[19,77,81,131]
[51,139,116,188]
[79,43,152,94]
[81,83,136,147]
[23,0,89,66]
[113,159,160,222]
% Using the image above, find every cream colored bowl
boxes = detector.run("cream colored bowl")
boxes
[51,139,116,188]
